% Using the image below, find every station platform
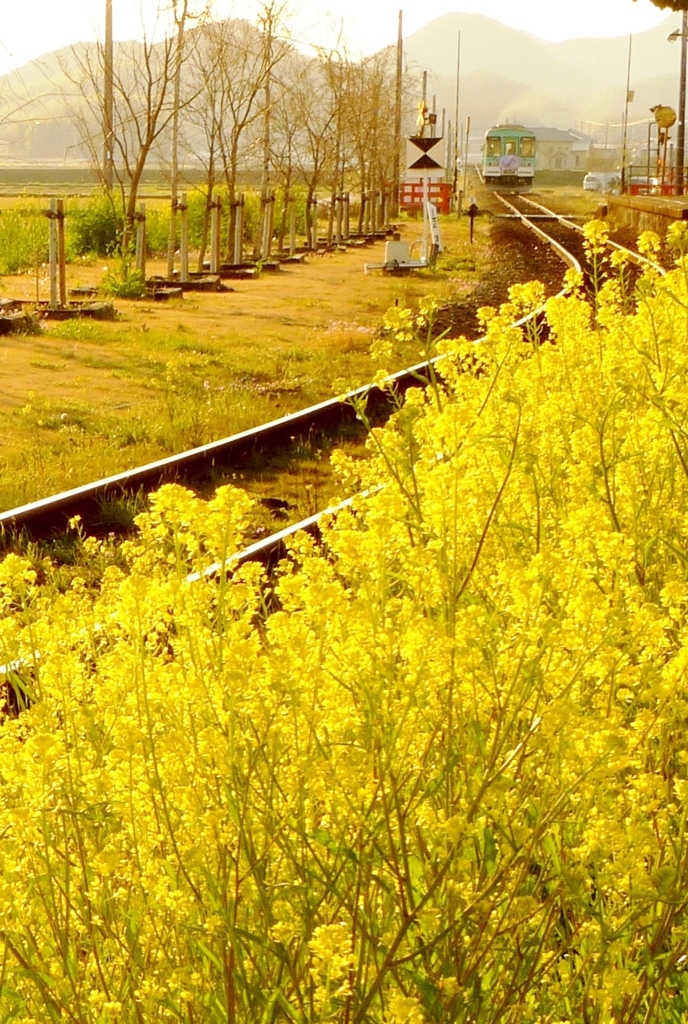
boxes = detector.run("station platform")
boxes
[607,193,688,237]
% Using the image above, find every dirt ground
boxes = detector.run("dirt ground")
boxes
[0,212,500,509]
[0,219,477,410]
[0,187,601,415]
[0,188,599,513]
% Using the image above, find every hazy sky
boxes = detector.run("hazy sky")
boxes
[0,0,673,76]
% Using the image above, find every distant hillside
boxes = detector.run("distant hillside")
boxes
[0,12,684,165]
[0,46,94,162]
[0,24,293,165]
[403,12,684,149]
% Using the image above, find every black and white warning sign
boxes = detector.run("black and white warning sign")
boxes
[406,136,445,179]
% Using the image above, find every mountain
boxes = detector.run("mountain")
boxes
[0,48,86,161]
[0,12,684,164]
[403,12,685,147]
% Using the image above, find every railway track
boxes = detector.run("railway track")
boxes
[493,192,583,274]
[0,193,647,562]
[213,196,667,572]
[0,362,431,542]
[493,191,665,277]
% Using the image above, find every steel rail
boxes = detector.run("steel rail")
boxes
[0,205,604,701]
[512,192,666,276]
[493,192,583,274]
[190,206,587,578]
[186,493,363,582]
[0,196,584,547]
[0,361,433,540]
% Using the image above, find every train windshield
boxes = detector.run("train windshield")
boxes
[504,139,518,155]
[485,137,501,157]
[520,137,535,158]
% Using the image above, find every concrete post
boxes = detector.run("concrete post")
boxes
[135,202,147,278]
[335,195,342,245]
[343,193,350,240]
[210,194,221,274]
[289,200,296,254]
[311,200,318,250]
[57,199,66,306]
[179,192,188,282]
[233,195,244,265]
[48,199,58,310]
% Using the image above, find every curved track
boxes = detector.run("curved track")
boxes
[215,196,668,573]
[0,363,429,540]
[0,198,599,554]
[494,191,666,277]
[493,192,583,275]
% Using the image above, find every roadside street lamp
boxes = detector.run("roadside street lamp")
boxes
[668,12,688,194]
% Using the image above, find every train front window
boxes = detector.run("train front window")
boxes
[504,139,517,156]
[486,137,501,157]
[520,137,535,158]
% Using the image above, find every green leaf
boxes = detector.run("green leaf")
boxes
[483,827,497,876]
[276,992,305,1023]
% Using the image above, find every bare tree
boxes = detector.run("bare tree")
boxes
[65,1,206,251]
[344,48,400,232]
[270,53,309,250]
[186,5,289,265]
[321,47,354,243]
[286,57,338,248]
[167,1,191,276]
[184,20,226,267]
[270,41,406,248]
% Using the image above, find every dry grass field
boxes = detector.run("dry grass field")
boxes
[0,211,495,514]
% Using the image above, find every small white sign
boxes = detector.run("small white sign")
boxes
[426,202,443,252]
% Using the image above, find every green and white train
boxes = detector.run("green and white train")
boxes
[482,125,537,187]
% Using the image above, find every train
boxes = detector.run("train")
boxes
[482,125,536,188]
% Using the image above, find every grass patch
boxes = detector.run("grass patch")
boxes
[0,200,493,512]
[28,360,67,371]
[48,320,109,342]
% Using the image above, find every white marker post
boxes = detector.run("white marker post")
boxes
[233,195,244,266]
[426,201,443,262]
[209,194,221,274]
[179,193,188,283]
[406,135,444,263]
[135,202,147,279]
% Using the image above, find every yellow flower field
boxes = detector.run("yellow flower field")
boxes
[3,224,688,1022]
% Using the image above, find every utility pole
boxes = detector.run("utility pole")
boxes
[103,0,114,191]
[453,31,461,200]
[393,9,403,217]
[462,114,470,208]
[678,10,687,193]
[167,0,187,279]
[621,33,633,194]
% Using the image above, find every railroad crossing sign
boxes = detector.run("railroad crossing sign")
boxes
[406,136,445,179]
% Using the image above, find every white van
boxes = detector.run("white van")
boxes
[583,172,620,192]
